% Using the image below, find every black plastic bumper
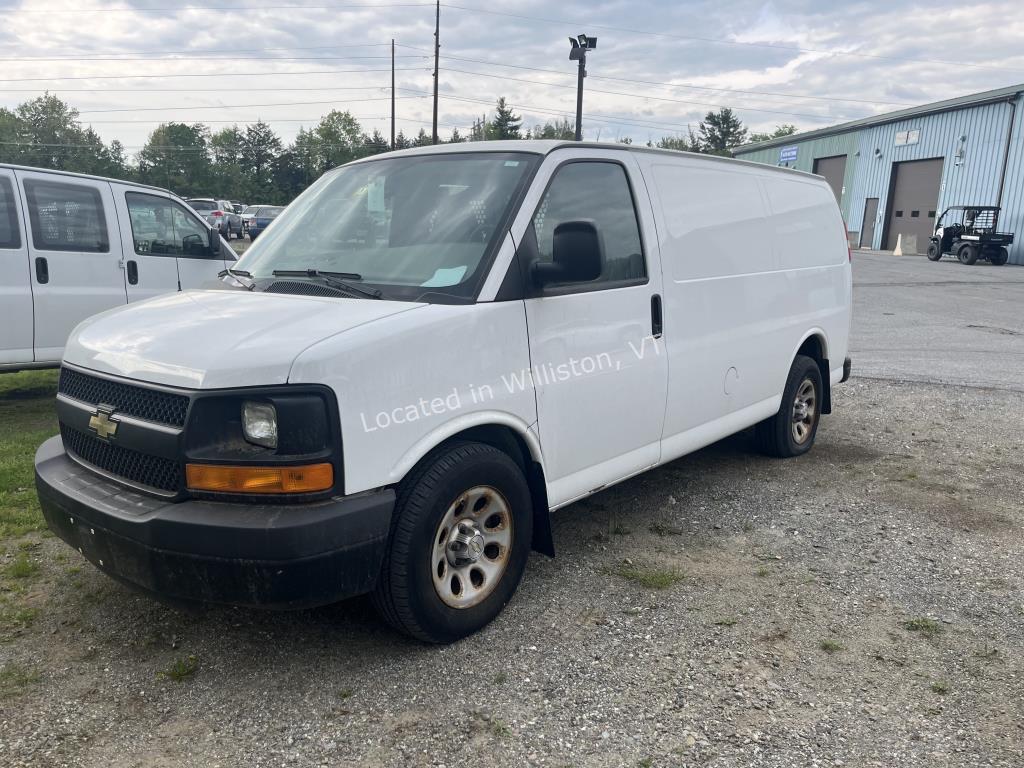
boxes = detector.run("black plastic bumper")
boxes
[842,356,852,383]
[35,435,395,609]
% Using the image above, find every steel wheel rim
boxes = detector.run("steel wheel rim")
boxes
[791,378,818,445]
[431,485,513,609]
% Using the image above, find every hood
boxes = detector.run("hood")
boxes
[64,289,424,389]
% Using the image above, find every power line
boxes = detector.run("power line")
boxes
[430,51,918,108]
[0,86,390,93]
[441,4,1024,75]
[0,2,434,13]
[2,43,393,59]
[0,55,427,63]
[437,67,859,122]
[77,96,425,114]
[0,67,426,83]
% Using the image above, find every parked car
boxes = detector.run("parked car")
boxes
[240,203,269,234]
[247,205,284,240]
[0,164,234,371]
[230,201,246,215]
[35,142,852,643]
[185,198,242,240]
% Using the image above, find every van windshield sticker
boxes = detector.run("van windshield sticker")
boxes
[367,178,385,213]
[420,266,468,287]
[504,160,520,167]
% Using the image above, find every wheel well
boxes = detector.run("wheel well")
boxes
[436,425,554,557]
[796,334,832,414]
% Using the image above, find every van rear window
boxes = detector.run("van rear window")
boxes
[0,177,19,249]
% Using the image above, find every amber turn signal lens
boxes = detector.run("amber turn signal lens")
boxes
[185,463,333,494]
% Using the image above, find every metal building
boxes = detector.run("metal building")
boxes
[733,83,1024,264]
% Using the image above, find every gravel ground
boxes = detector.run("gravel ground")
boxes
[1,378,1022,767]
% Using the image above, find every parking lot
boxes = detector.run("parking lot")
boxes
[1,253,1022,767]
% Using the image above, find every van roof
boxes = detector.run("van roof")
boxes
[348,139,818,180]
[0,163,175,196]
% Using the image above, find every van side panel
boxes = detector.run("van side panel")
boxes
[638,154,851,463]
[0,170,33,365]
[289,301,537,496]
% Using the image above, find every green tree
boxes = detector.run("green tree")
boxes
[657,129,701,152]
[447,127,466,143]
[393,130,412,150]
[748,124,797,143]
[137,122,212,196]
[530,118,574,140]
[363,129,389,154]
[492,97,521,139]
[412,127,432,147]
[242,120,282,198]
[697,108,747,156]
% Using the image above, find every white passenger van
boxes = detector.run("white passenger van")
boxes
[34,142,852,642]
[0,164,235,370]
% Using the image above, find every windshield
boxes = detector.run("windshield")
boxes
[188,200,217,212]
[259,206,285,218]
[236,151,538,301]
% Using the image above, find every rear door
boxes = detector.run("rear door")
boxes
[0,169,33,365]
[17,169,126,363]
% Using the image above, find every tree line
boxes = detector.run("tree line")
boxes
[0,93,796,204]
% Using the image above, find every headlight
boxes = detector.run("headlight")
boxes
[242,401,277,448]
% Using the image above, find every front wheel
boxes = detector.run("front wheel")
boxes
[755,354,823,458]
[372,442,533,643]
[926,241,943,261]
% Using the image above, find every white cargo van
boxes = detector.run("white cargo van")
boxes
[35,142,852,642]
[0,165,235,370]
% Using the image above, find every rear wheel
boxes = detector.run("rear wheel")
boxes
[957,243,978,265]
[990,247,1009,266]
[755,354,822,458]
[372,442,533,643]
[926,241,943,261]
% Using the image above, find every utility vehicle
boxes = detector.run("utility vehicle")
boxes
[927,205,1014,265]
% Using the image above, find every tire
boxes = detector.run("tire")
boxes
[372,441,533,643]
[957,243,978,265]
[926,241,943,261]
[990,247,1009,266]
[755,354,823,458]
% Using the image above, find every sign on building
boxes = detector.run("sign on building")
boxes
[895,129,920,146]
[779,146,798,163]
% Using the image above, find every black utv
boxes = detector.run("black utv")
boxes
[927,206,1014,265]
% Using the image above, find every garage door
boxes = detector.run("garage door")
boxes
[813,155,846,204]
[883,158,943,253]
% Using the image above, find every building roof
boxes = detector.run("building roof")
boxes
[734,82,1024,155]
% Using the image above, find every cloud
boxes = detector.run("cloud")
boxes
[1,0,1022,154]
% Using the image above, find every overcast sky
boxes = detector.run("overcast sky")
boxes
[2,0,1024,155]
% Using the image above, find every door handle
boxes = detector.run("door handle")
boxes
[35,256,49,284]
[651,293,663,338]
[126,260,139,285]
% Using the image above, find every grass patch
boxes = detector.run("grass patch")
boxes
[930,681,950,695]
[338,688,354,699]
[638,759,653,768]
[820,639,844,654]
[5,552,40,580]
[158,654,199,682]
[902,617,943,638]
[712,617,738,627]
[0,603,39,631]
[755,566,771,578]
[0,370,58,538]
[0,662,40,699]
[492,671,508,685]
[490,719,511,739]
[609,562,685,590]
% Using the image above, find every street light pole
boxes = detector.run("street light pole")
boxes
[569,34,597,142]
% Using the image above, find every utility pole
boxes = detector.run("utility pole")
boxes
[568,34,597,141]
[432,0,440,144]
[391,38,396,150]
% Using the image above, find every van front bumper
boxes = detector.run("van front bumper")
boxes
[34,435,395,609]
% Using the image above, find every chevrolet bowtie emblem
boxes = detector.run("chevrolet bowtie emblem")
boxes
[88,406,119,441]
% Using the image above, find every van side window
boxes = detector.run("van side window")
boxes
[126,193,213,259]
[531,161,646,285]
[0,177,19,249]
[24,180,109,253]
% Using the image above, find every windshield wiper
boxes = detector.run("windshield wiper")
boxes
[272,269,382,299]
[218,267,256,291]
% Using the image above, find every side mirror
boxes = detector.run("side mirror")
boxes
[531,220,603,288]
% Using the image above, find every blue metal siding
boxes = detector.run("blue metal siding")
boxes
[739,94,1023,264]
